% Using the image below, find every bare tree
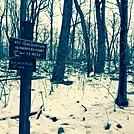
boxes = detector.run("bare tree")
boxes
[0,4,5,59]
[106,12,120,73]
[25,0,49,40]
[115,0,128,107]
[49,0,54,61]
[95,0,106,73]
[69,12,78,63]
[9,0,20,38]
[5,0,9,41]
[51,0,72,83]
[74,0,92,77]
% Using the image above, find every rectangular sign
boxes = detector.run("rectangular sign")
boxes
[9,58,36,72]
[9,37,47,59]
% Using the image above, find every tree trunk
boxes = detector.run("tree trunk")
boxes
[95,0,106,73]
[74,0,92,77]
[50,0,54,61]
[115,0,128,107]
[0,17,3,59]
[0,5,5,59]
[70,12,78,63]
[51,0,72,82]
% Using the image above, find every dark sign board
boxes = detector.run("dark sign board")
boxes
[9,58,36,72]
[9,37,47,59]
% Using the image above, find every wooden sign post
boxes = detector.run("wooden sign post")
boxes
[9,21,47,134]
[19,69,32,134]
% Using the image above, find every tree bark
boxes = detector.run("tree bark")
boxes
[95,0,106,73]
[51,0,72,82]
[0,12,4,59]
[115,0,128,107]
[50,0,54,61]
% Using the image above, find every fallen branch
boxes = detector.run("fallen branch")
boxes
[0,77,20,82]
[0,111,38,121]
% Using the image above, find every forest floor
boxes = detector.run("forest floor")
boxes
[0,61,134,134]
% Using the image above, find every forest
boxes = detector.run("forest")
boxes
[0,0,134,134]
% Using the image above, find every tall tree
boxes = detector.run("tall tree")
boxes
[115,0,128,106]
[106,12,120,73]
[0,6,5,59]
[5,0,9,41]
[74,0,92,77]
[51,0,72,82]
[69,12,78,63]
[95,0,106,73]
[49,0,54,61]
[29,0,49,41]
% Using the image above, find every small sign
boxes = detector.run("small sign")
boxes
[9,58,36,72]
[9,37,47,59]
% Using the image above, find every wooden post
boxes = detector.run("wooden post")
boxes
[19,70,32,134]
[19,21,33,134]
[9,21,47,133]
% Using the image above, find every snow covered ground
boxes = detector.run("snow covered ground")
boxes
[0,66,134,134]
